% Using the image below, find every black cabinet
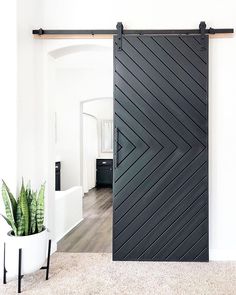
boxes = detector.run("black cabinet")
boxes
[96,159,113,187]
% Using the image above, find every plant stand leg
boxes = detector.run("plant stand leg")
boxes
[18,248,22,293]
[46,240,51,280]
[3,243,7,284]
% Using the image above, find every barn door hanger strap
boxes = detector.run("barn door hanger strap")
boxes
[117,22,123,51]
[32,22,233,38]
[199,21,207,51]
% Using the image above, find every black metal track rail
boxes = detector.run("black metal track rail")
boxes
[32,22,234,36]
[32,28,233,36]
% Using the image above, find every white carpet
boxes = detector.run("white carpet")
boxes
[1,253,236,295]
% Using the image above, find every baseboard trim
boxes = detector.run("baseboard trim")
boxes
[210,249,236,261]
[55,218,84,244]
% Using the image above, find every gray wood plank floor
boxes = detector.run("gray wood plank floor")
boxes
[57,187,112,253]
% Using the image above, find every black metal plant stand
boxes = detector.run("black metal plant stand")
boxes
[3,239,51,293]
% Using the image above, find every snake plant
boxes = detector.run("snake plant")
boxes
[1,180,45,236]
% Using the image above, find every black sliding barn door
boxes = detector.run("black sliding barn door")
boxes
[113,34,208,262]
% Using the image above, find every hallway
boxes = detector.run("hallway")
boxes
[57,188,112,253]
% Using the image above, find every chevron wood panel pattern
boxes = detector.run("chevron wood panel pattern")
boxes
[113,35,208,262]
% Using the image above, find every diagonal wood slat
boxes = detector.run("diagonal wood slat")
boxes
[113,34,208,262]
[116,129,136,166]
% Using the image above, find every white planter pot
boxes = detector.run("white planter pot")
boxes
[5,228,48,280]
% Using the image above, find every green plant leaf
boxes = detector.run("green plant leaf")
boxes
[2,180,17,220]
[30,191,37,234]
[17,215,25,236]
[36,183,45,233]
[1,184,17,235]
[26,180,33,204]
[16,201,24,236]
[19,180,29,235]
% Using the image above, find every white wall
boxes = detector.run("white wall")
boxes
[0,0,55,250]
[209,37,236,259]
[55,186,83,242]
[17,0,57,256]
[0,2,17,274]
[54,69,81,190]
[83,114,98,193]
[17,0,56,243]
[0,0,56,276]
[1,0,235,261]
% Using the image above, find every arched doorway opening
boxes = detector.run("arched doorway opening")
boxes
[45,40,113,252]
